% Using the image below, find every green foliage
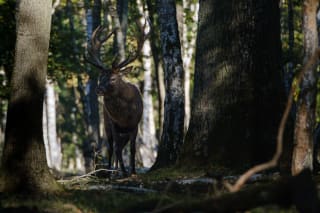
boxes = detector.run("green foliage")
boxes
[48,0,88,167]
[49,0,86,79]
[280,1,320,126]
[141,166,205,182]
[0,0,15,98]
[280,0,303,66]
[56,76,86,164]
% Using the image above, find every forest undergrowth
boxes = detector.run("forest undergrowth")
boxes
[1,167,311,213]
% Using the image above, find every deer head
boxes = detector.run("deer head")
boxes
[86,22,148,96]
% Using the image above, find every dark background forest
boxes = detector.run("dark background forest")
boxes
[1,0,320,212]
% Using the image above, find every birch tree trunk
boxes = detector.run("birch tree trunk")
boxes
[113,0,128,62]
[152,0,185,169]
[43,80,62,171]
[137,0,158,168]
[182,0,198,132]
[292,0,319,175]
[0,0,60,193]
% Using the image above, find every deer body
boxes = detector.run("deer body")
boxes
[87,23,148,175]
[99,77,143,174]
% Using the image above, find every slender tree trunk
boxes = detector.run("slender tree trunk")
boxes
[0,0,15,153]
[152,0,185,170]
[83,0,102,172]
[146,0,165,138]
[43,79,62,171]
[137,0,158,168]
[0,97,6,159]
[156,62,165,137]
[102,0,110,26]
[113,0,128,62]
[182,0,198,132]
[292,0,319,175]
[0,0,60,193]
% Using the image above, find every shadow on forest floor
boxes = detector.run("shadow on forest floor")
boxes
[1,167,315,212]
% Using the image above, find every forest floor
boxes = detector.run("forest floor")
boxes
[0,167,314,213]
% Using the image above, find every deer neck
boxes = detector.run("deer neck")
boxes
[103,79,134,103]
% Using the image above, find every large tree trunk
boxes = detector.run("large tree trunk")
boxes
[152,0,185,170]
[0,0,60,193]
[179,0,284,172]
[292,0,319,175]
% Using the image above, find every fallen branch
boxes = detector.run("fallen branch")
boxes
[58,169,117,184]
[226,48,320,192]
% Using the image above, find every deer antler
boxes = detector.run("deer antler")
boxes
[113,19,150,71]
[86,26,115,71]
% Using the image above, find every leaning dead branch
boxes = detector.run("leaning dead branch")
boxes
[225,48,320,192]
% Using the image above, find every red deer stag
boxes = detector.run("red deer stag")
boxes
[86,24,147,176]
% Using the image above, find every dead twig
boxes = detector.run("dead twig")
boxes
[58,169,117,184]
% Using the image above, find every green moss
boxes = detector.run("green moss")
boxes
[0,178,304,213]
[0,189,178,213]
[140,166,205,183]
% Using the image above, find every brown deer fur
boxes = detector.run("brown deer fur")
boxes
[86,23,148,175]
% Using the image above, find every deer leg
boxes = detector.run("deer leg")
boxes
[130,128,138,174]
[115,142,127,176]
[107,135,113,169]
[113,132,128,175]
[104,111,114,170]
[114,143,119,170]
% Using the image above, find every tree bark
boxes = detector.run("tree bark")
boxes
[146,0,165,138]
[179,0,284,171]
[292,0,319,175]
[152,0,185,170]
[43,79,62,171]
[137,0,158,168]
[181,0,198,132]
[0,0,60,194]
[113,0,129,62]
[83,0,102,173]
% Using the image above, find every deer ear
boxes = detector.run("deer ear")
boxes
[120,66,134,75]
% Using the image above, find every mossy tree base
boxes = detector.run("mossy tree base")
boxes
[0,169,62,195]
